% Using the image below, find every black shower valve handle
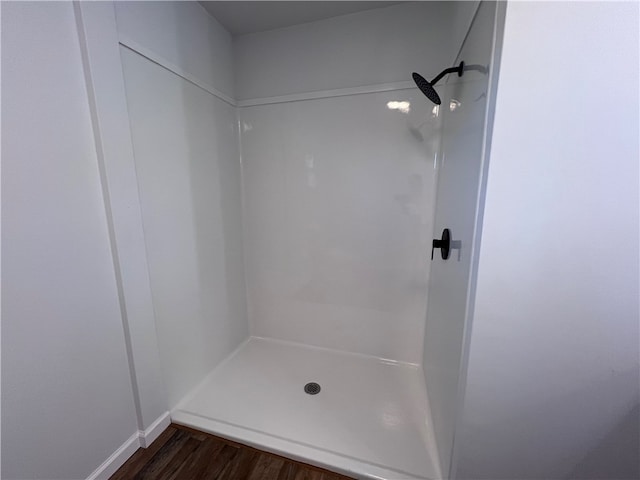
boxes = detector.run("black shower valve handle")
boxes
[431,228,451,260]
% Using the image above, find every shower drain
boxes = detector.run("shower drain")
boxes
[304,382,321,395]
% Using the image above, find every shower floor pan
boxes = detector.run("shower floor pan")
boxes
[172,337,441,480]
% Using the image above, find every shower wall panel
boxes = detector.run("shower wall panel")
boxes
[240,90,440,363]
[120,47,248,408]
[422,1,499,474]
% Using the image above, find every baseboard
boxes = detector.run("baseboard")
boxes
[85,432,140,480]
[85,411,172,479]
[138,411,171,448]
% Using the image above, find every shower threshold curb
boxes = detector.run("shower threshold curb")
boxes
[171,410,434,480]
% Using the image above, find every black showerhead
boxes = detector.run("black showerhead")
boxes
[412,72,441,105]
[412,61,465,105]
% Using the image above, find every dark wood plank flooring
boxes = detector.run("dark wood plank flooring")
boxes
[110,424,354,480]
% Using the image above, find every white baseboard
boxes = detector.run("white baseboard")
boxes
[85,411,171,479]
[86,433,140,480]
[139,411,171,448]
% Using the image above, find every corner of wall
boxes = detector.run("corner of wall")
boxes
[74,0,169,431]
[138,411,172,448]
[85,411,171,480]
[447,4,507,479]
[451,1,482,65]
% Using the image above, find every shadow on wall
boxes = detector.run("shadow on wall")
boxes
[457,366,639,480]
[566,403,639,480]
[174,0,248,356]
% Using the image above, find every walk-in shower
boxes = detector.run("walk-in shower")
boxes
[115,1,501,479]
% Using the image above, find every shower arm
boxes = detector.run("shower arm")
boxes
[429,62,465,86]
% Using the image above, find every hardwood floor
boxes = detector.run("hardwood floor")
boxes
[110,424,355,480]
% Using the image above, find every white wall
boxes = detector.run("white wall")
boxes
[455,2,640,479]
[233,2,456,101]
[240,89,440,362]
[115,1,235,100]
[120,46,248,408]
[235,3,461,363]
[423,2,499,475]
[1,2,138,478]
[450,2,480,64]
[75,0,169,434]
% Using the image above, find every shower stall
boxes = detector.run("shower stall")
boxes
[87,1,503,478]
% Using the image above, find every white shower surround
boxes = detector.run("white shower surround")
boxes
[239,88,440,363]
[114,2,490,479]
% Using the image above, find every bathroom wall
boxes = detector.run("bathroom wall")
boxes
[450,2,480,64]
[116,3,248,408]
[454,2,640,479]
[236,3,458,363]
[1,2,139,478]
[234,2,456,101]
[115,1,234,99]
[240,90,440,362]
[422,2,500,474]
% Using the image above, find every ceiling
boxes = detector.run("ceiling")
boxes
[200,1,404,36]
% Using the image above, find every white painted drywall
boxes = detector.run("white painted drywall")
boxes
[115,1,235,99]
[201,1,404,36]
[233,2,456,101]
[454,2,640,479]
[75,0,169,432]
[423,2,499,475]
[1,3,138,478]
[240,89,440,363]
[120,47,248,408]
